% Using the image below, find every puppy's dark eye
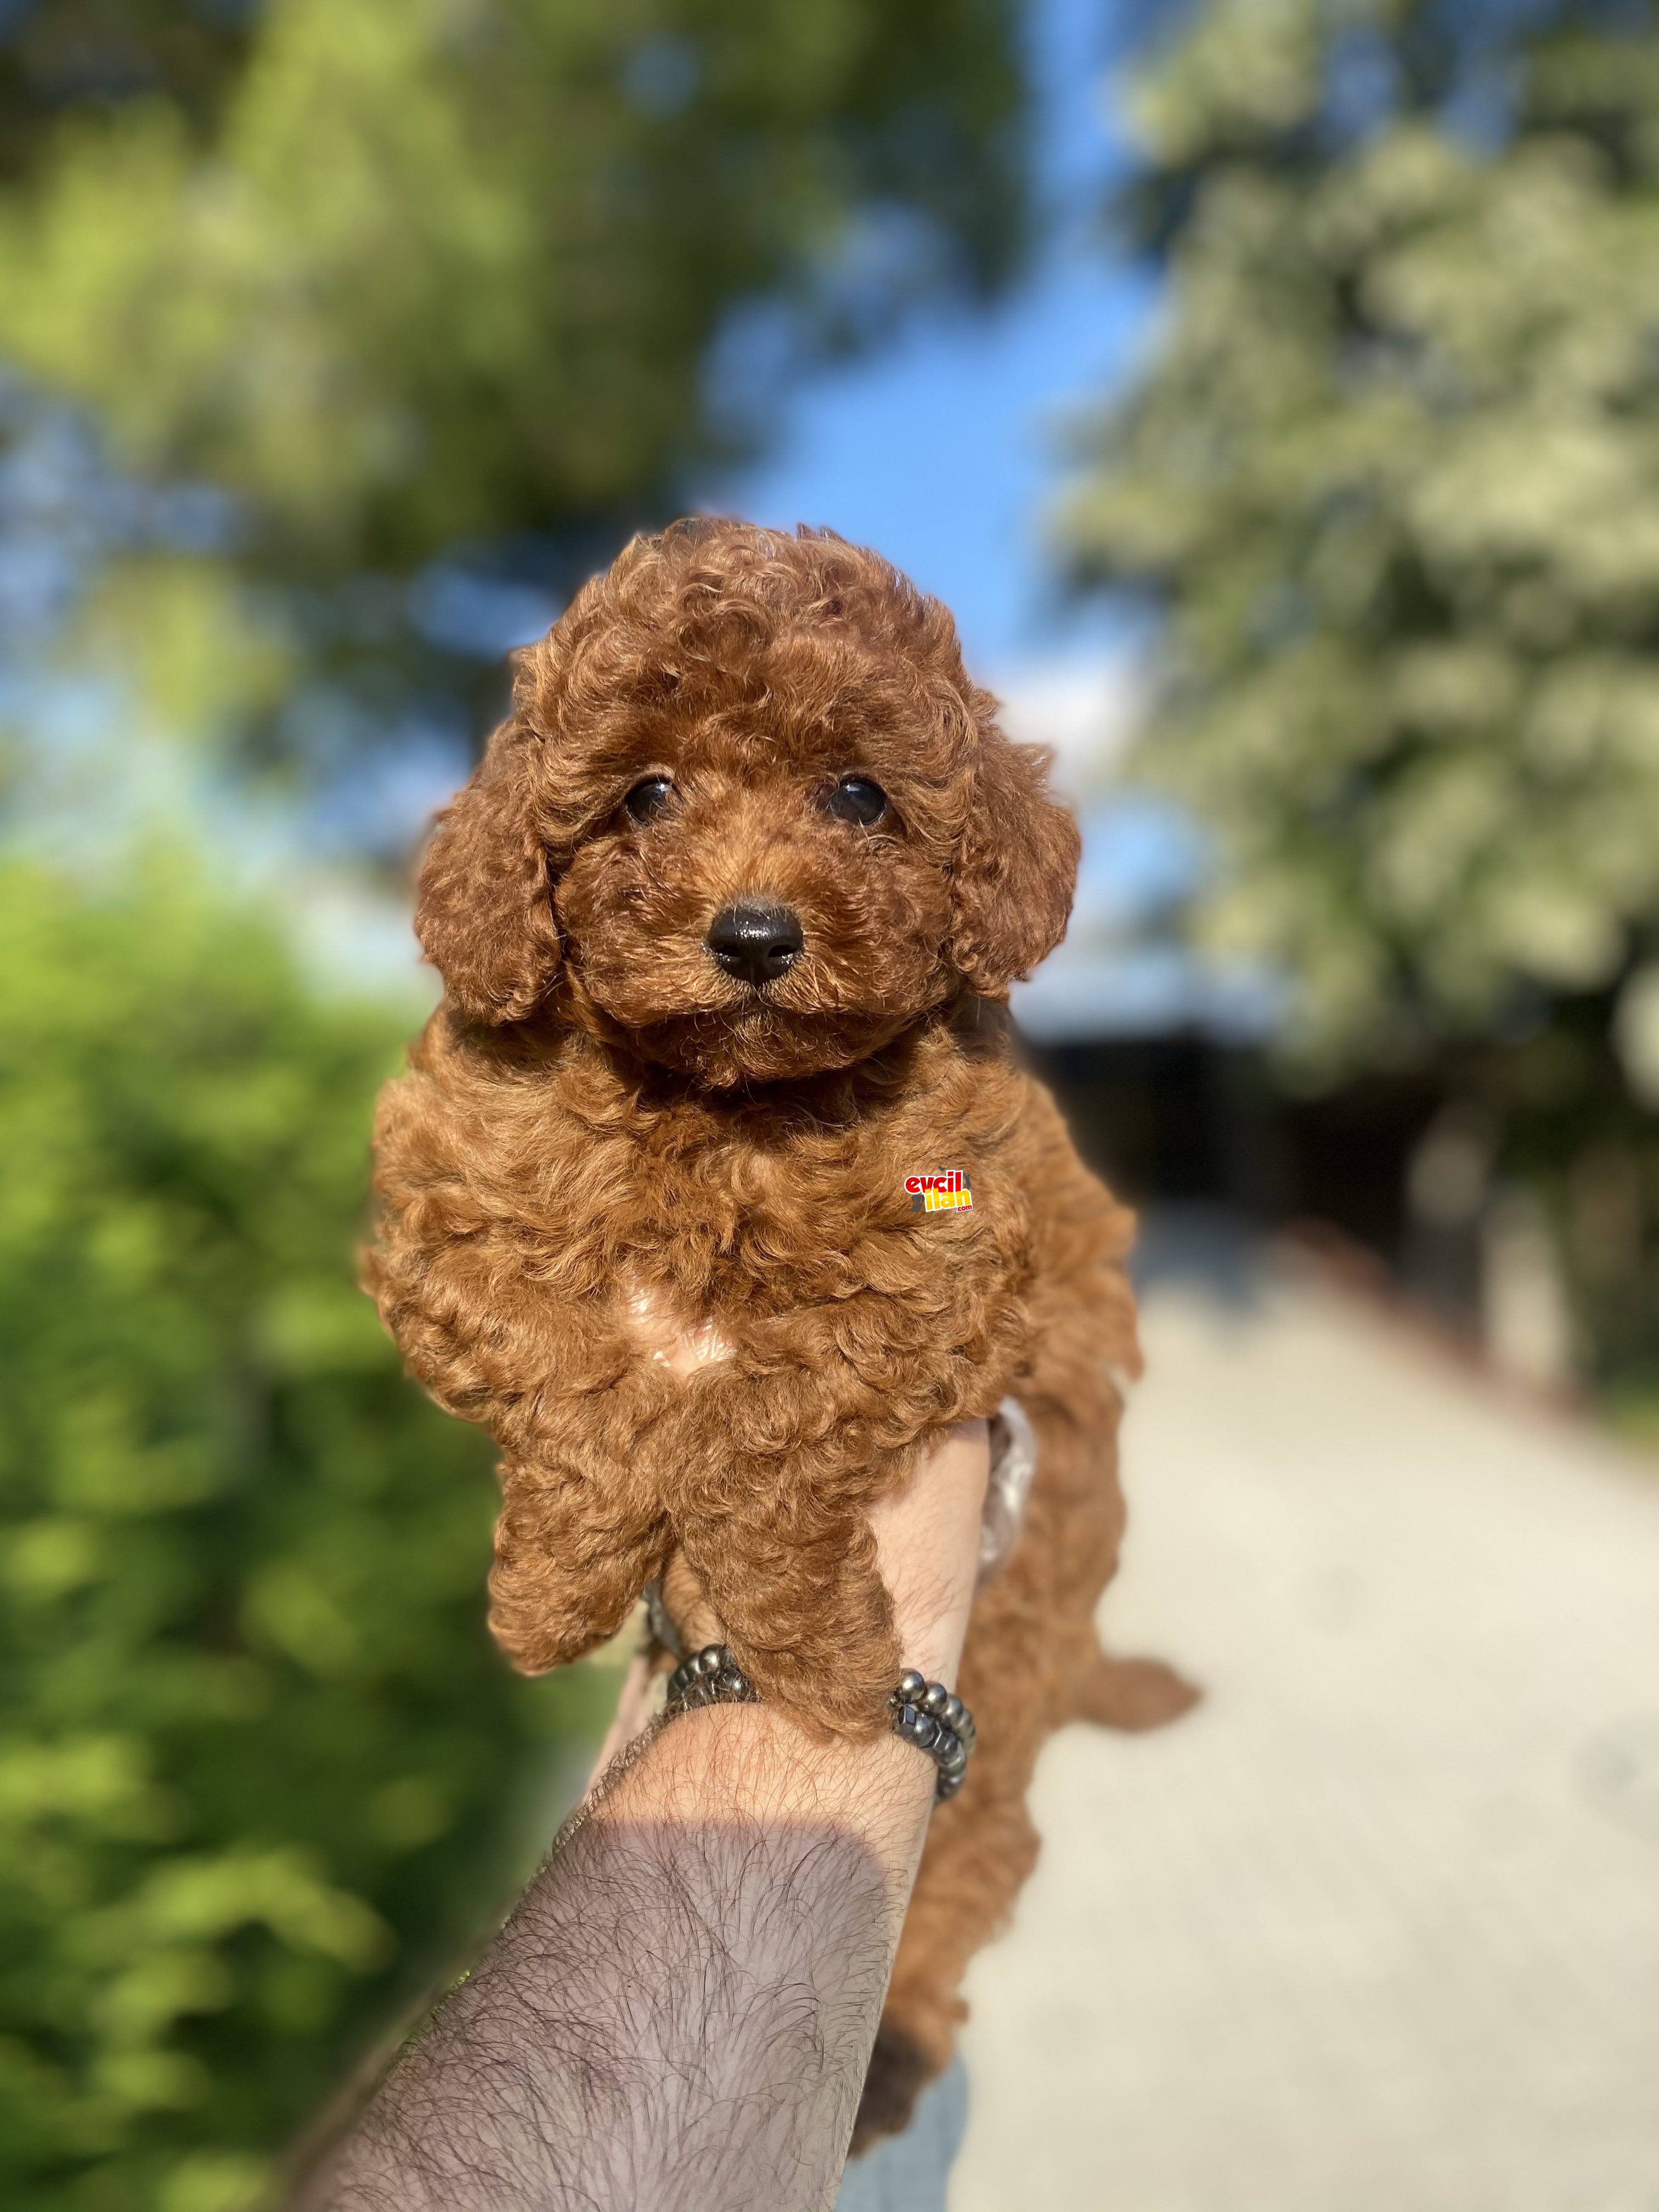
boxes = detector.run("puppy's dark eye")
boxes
[624,776,675,825]
[825,777,888,828]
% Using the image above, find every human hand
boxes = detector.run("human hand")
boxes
[591,1419,990,1778]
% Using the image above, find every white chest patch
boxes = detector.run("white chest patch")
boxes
[625,1285,735,1375]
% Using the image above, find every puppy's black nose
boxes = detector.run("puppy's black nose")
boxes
[707,903,805,987]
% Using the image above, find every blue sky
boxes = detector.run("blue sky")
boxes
[714,0,1159,677]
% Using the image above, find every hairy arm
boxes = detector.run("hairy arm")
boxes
[296,1420,988,2212]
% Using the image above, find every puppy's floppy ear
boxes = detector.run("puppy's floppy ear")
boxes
[415,713,562,1023]
[949,727,1081,998]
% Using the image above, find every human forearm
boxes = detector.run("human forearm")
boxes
[303,1706,933,2212]
[299,1423,987,2212]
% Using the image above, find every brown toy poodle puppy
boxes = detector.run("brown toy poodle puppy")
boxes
[366,517,1194,2149]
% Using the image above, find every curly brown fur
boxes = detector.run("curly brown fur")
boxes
[366,520,1186,2148]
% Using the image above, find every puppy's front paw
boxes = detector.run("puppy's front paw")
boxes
[674,1515,900,1740]
[488,1463,669,1675]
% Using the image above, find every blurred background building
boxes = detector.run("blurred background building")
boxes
[3,2,1658,2207]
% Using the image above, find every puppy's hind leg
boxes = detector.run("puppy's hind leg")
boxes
[488,1456,671,1677]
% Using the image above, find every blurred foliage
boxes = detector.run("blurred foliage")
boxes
[0,0,1027,788]
[0,3,257,187]
[1063,0,1659,1377]
[0,0,1024,565]
[0,860,611,2212]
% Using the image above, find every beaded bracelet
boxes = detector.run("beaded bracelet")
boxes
[662,1645,975,1801]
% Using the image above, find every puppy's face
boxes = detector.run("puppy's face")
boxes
[415,523,1079,1090]
[552,656,961,1086]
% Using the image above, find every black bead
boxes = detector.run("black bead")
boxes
[667,1645,759,1712]
[896,1670,927,1705]
[921,1682,949,1718]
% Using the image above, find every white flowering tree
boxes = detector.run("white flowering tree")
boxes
[1063,0,1659,1384]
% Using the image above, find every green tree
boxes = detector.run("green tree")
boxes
[0,3,258,189]
[1062,0,1659,1380]
[0,0,1028,782]
[2,0,1024,568]
[0,860,608,2212]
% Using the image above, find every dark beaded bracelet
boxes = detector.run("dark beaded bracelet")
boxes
[889,1669,975,1801]
[663,1645,975,1802]
[662,1644,763,1709]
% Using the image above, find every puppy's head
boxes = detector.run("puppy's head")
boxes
[416,520,1079,1088]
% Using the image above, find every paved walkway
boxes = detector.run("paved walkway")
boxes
[951,1214,1659,2212]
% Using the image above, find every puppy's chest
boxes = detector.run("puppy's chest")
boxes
[582,1122,1015,1376]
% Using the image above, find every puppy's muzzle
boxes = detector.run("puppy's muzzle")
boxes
[707,903,804,988]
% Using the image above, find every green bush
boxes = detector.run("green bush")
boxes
[0,861,608,2212]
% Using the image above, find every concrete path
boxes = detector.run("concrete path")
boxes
[951,1214,1659,2212]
